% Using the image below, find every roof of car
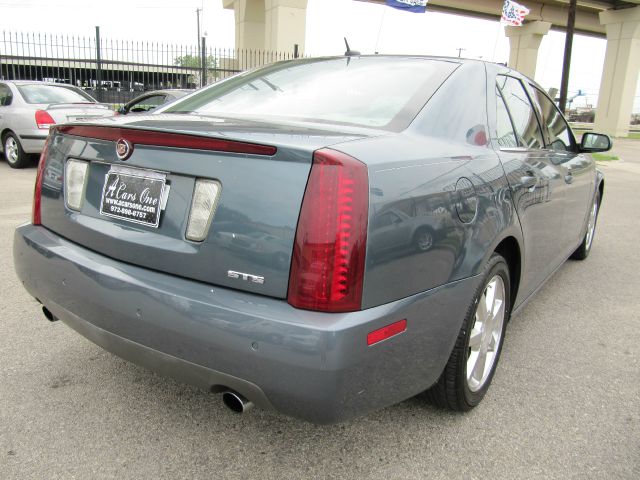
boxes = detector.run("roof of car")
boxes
[4,80,78,87]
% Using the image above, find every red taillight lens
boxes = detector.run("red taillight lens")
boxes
[288,148,369,313]
[35,110,56,130]
[32,136,52,225]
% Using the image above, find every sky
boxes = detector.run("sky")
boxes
[0,0,638,112]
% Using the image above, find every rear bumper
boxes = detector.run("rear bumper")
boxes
[18,130,48,154]
[14,224,480,423]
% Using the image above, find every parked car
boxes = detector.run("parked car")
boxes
[0,81,115,168]
[117,89,191,115]
[14,56,609,424]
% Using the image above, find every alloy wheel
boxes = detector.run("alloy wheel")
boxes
[585,195,599,252]
[467,275,506,392]
[5,136,19,165]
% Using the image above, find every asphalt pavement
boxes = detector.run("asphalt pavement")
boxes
[1,141,638,479]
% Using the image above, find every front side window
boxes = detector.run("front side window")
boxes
[497,75,544,149]
[166,57,458,131]
[531,86,575,152]
[17,84,95,104]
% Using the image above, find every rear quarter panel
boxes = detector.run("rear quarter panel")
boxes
[337,62,522,309]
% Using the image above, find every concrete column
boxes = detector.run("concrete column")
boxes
[223,0,266,51]
[223,0,308,54]
[265,0,308,53]
[594,7,640,138]
[505,21,552,79]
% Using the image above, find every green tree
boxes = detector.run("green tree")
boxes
[174,54,217,69]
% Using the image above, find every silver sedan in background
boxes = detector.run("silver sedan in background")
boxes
[0,81,115,168]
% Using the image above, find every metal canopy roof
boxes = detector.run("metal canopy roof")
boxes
[357,0,640,35]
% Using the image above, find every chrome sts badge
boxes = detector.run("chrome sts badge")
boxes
[115,138,133,160]
[228,270,265,284]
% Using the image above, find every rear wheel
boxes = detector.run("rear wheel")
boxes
[414,229,434,252]
[571,192,600,260]
[3,132,30,169]
[426,253,510,411]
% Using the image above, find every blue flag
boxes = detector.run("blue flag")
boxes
[385,0,428,13]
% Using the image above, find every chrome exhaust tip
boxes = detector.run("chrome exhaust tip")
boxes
[42,306,58,322]
[222,391,253,414]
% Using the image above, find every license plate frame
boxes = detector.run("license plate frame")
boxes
[99,165,167,228]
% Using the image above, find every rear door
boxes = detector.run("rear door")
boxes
[494,74,569,300]
[528,85,595,252]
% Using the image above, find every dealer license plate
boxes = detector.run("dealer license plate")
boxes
[99,166,167,228]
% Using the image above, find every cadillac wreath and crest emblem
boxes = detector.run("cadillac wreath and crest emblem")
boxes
[115,138,133,160]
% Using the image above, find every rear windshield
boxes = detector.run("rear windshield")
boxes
[165,57,458,131]
[17,84,95,104]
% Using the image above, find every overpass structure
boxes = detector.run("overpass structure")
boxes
[221,0,640,136]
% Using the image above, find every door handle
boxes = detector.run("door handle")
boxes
[565,172,574,184]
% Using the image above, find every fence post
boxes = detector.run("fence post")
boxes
[294,44,299,59]
[95,26,102,102]
[201,36,206,87]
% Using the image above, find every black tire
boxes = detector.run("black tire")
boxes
[413,228,434,252]
[425,253,511,411]
[571,191,600,261]
[3,132,31,169]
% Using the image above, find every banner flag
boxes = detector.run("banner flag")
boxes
[501,0,530,26]
[385,0,428,14]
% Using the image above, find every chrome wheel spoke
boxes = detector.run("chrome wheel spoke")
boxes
[469,326,482,349]
[472,349,487,383]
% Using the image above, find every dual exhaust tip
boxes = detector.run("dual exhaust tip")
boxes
[41,305,254,415]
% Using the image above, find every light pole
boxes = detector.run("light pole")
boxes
[196,8,202,56]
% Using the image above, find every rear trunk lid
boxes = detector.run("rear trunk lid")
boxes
[43,103,115,123]
[39,114,377,298]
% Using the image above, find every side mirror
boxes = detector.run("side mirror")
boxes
[117,106,127,115]
[580,132,612,153]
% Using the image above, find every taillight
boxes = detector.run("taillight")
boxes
[287,148,369,313]
[35,110,56,130]
[32,136,52,225]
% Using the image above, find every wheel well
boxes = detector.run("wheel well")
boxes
[494,236,521,312]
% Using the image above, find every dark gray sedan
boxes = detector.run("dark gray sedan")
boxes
[117,89,192,115]
[13,56,609,423]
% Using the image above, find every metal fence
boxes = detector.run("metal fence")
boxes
[0,28,300,107]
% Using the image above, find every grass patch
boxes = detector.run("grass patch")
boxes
[628,132,640,140]
[592,153,619,161]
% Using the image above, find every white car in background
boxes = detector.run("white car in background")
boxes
[0,81,115,168]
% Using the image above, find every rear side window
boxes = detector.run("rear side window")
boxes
[530,86,575,152]
[130,94,166,112]
[497,76,544,149]
[0,84,12,106]
[166,57,458,131]
[496,88,518,148]
[17,84,95,104]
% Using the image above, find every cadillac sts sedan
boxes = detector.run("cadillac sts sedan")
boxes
[13,56,609,423]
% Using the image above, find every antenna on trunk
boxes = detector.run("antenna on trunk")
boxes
[344,38,360,57]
